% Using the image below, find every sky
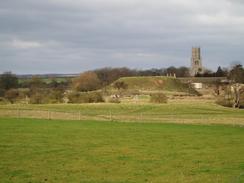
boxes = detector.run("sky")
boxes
[0,0,244,74]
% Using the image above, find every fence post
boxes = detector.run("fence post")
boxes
[48,110,51,120]
[109,110,112,121]
[18,109,20,118]
[79,111,81,120]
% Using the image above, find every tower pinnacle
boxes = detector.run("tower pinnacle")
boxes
[190,47,204,76]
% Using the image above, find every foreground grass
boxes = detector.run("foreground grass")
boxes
[0,118,244,183]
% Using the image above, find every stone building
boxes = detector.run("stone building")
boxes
[190,47,204,76]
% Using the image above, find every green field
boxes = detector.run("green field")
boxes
[0,118,244,183]
[0,100,244,125]
[1,100,244,182]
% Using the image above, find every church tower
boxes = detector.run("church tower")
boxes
[190,47,203,76]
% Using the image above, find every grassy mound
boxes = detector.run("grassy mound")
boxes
[111,76,199,95]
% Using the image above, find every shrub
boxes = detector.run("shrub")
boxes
[67,91,80,103]
[0,97,9,104]
[113,81,128,90]
[215,85,244,108]
[18,89,30,98]
[48,89,64,103]
[28,88,65,104]
[29,89,50,104]
[216,96,233,108]
[150,93,167,103]
[29,76,47,89]
[67,91,104,103]
[30,92,47,104]
[216,96,244,108]
[4,89,19,103]
[79,92,104,103]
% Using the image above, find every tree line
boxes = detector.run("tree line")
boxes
[0,65,243,104]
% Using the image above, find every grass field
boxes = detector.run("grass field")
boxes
[0,118,244,183]
[1,99,244,182]
[0,100,244,125]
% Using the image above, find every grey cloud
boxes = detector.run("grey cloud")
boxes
[0,0,243,74]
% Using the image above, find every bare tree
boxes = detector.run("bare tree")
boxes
[228,64,244,83]
[72,71,101,92]
[231,84,244,108]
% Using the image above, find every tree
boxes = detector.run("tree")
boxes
[48,79,59,88]
[95,67,136,86]
[113,81,128,90]
[213,79,222,96]
[4,89,19,103]
[49,88,64,103]
[228,64,244,83]
[72,71,101,92]
[0,72,18,90]
[139,68,164,76]
[215,66,225,77]
[195,69,214,77]
[29,76,45,89]
[231,84,243,108]
[177,67,190,77]
[216,84,244,108]
[29,89,49,104]
[166,66,177,76]
[30,92,45,104]
[0,89,5,97]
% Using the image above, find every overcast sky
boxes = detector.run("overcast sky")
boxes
[0,0,244,74]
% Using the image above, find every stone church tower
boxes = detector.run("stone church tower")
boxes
[190,47,204,76]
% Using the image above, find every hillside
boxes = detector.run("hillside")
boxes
[111,76,199,95]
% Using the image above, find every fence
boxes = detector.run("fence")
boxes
[0,108,108,121]
[0,108,148,122]
[0,108,179,123]
[0,108,243,125]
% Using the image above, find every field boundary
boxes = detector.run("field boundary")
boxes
[0,108,244,126]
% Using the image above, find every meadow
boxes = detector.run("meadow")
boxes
[1,98,244,182]
[0,99,244,125]
[0,118,244,183]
